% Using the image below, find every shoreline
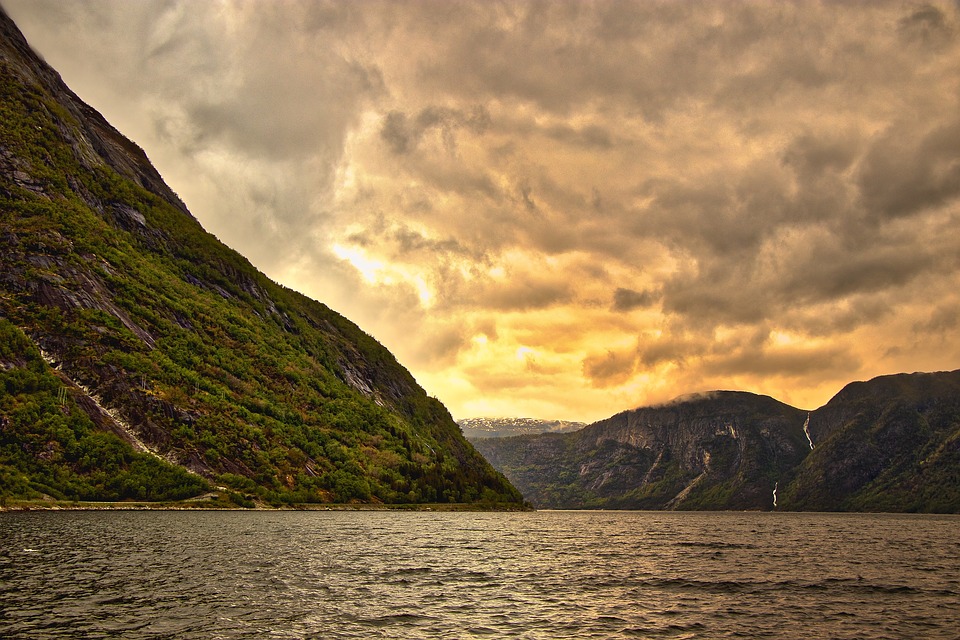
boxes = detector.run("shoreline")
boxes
[0,499,532,513]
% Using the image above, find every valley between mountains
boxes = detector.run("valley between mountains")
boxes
[2,6,959,513]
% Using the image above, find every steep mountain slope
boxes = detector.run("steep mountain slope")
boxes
[475,371,960,512]
[784,370,960,512]
[0,8,521,506]
[474,392,810,510]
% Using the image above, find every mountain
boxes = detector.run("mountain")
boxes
[0,8,522,508]
[472,370,960,512]
[458,417,585,440]
[782,370,960,512]
[473,391,810,510]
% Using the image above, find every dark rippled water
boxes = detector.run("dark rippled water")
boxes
[1,510,959,639]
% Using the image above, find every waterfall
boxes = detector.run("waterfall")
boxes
[802,413,814,450]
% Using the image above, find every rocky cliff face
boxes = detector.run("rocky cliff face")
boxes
[0,8,521,506]
[784,370,960,512]
[474,371,960,512]
[475,391,810,510]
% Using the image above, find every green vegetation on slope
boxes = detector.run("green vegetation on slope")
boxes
[0,21,521,507]
[780,372,960,513]
[0,318,207,504]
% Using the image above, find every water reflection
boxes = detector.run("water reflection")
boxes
[1,511,958,638]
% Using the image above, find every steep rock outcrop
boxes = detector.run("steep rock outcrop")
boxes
[474,391,810,510]
[475,371,960,512]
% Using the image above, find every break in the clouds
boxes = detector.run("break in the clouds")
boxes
[6,0,960,422]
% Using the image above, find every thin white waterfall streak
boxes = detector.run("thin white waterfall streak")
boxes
[802,413,814,450]
[772,481,778,508]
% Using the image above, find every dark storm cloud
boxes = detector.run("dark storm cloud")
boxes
[638,331,708,368]
[702,342,855,379]
[782,129,862,182]
[898,4,954,47]
[627,164,798,286]
[612,288,660,312]
[6,0,960,421]
[858,118,960,220]
[392,227,472,259]
[582,348,637,387]
[915,301,960,335]
[478,278,573,312]
[380,106,491,155]
[544,124,616,150]
[346,221,481,263]
[380,111,416,155]
[185,55,384,161]
[657,217,956,333]
[779,242,943,302]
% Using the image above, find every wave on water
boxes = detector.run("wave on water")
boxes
[1,510,958,639]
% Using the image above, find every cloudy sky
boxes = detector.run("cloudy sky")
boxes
[5,0,960,422]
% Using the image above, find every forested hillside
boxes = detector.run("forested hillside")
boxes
[0,7,521,507]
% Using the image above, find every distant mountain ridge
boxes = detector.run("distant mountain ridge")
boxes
[472,370,960,512]
[0,8,521,507]
[458,417,585,439]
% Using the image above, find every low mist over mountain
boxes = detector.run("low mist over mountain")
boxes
[0,8,521,507]
[473,370,960,512]
[458,417,585,440]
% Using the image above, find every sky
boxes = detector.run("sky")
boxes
[4,0,960,423]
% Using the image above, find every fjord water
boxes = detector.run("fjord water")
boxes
[1,511,958,639]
